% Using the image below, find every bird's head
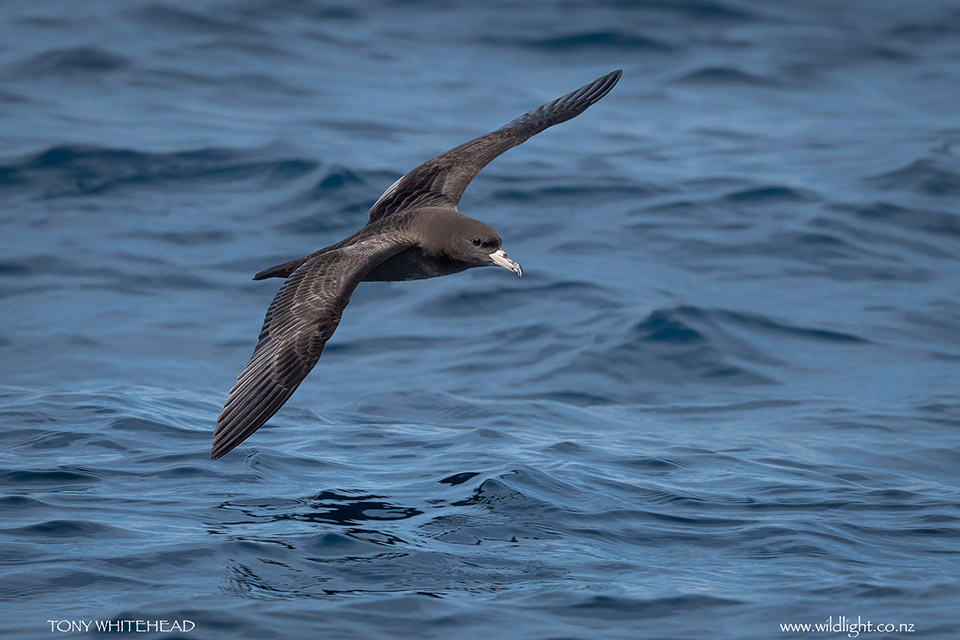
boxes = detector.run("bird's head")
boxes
[421,212,522,277]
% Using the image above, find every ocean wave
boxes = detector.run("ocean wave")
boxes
[128,4,267,37]
[503,31,675,52]
[867,158,960,197]
[7,47,129,79]
[830,201,960,238]
[673,66,779,87]
[0,145,318,199]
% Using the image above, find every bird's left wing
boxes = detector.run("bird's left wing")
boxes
[212,234,413,459]
[366,70,622,223]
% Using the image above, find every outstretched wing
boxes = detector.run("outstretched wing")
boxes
[212,234,413,459]
[367,70,622,223]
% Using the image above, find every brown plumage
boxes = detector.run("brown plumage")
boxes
[212,70,622,459]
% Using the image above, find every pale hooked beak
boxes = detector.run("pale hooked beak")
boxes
[489,249,523,278]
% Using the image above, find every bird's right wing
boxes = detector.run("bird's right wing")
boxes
[212,234,414,459]
[366,70,622,223]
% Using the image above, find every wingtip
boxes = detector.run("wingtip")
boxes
[601,69,623,89]
[210,422,233,459]
[210,421,241,460]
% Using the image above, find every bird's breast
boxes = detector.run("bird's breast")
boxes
[362,246,469,282]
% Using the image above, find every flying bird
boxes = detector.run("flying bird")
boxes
[211,70,622,459]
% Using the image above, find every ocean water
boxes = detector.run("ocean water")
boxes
[2,1,959,638]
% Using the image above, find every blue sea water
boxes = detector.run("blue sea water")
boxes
[1,0,959,638]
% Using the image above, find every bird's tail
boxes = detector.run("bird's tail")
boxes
[252,257,307,280]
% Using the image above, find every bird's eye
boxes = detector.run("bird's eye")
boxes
[472,238,482,246]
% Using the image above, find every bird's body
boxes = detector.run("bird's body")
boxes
[211,70,622,459]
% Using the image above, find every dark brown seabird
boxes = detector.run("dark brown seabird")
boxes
[211,70,622,459]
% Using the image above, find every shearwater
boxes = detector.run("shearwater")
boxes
[212,70,622,459]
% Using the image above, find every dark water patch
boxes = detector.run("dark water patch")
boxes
[867,159,960,197]
[634,0,754,21]
[0,254,129,282]
[91,271,219,293]
[477,323,566,353]
[838,44,915,64]
[553,304,873,395]
[673,66,778,87]
[497,466,600,511]
[8,47,129,79]
[0,468,101,490]
[438,472,480,486]
[181,37,297,59]
[281,166,367,211]
[111,417,211,441]
[634,509,752,527]
[0,542,48,569]
[0,262,29,275]
[129,3,267,36]
[0,495,49,511]
[724,185,816,203]
[703,307,867,344]
[638,305,866,347]
[559,330,774,391]
[452,477,554,513]
[100,544,219,572]
[634,308,706,343]
[419,280,615,317]
[490,388,616,407]
[312,167,364,191]
[275,168,372,232]
[234,1,362,21]
[341,390,497,423]
[0,145,317,198]
[830,201,960,239]
[616,456,684,471]
[0,569,149,601]
[325,335,446,358]
[152,465,215,479]
[784,263,934,283]
[300,530,405,555]
[917,401,960,424]
[136,68,313,97]
[534,593,743,620]
[0,428,115,452]
[2,519,131,540]
[809,216,956,261]
[672,225,901,271]
[122,228,235,247]
[15,15,86,29]
[0,90,32,104]
[219,491,424,527]
[508,31,674,52]
[819,582,908,598]
[888,9,960,43]
[217,73,312,96]
[544,440,591,455]
[308,119,401,137]
[0,167,22,188]
[899,306,960,346]
[492,182,656,203]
